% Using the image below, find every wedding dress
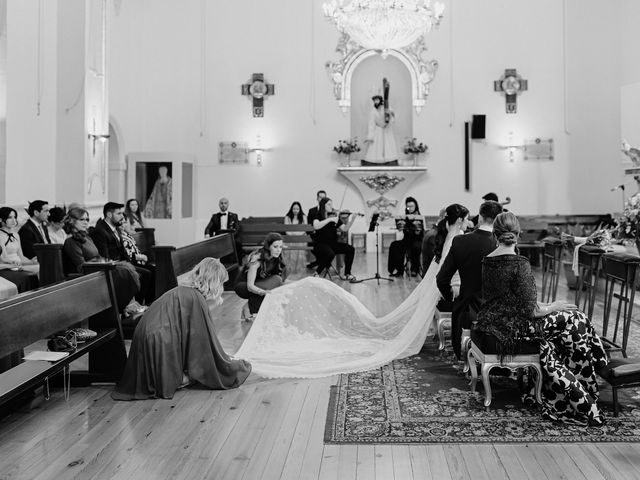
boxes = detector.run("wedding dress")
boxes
[235,228,459,378]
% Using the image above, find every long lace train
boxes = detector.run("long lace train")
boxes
[234,231,456,378]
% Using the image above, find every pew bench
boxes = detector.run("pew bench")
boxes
[152,233,240,298]
[0,265,126,406]
[239,216,314,253]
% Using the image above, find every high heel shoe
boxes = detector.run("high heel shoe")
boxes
[240,301,251,321]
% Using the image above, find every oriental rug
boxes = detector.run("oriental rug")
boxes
[324,340,640,444]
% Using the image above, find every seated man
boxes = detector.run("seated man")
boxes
[19,199,51,260]
[90,201,154,305]
[204,197,242,258]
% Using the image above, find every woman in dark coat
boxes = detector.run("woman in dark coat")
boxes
[112,257,251,400]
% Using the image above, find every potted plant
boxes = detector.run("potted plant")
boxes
[402,138,428,166]
[333,138,361,166]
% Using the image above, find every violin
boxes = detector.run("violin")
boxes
[327,210,365,218]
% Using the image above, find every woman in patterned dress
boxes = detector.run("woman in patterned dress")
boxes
[475,212,608,425]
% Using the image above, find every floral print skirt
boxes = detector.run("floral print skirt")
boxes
[522,309,608,425]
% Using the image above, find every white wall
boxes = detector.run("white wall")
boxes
[108,1,634,240]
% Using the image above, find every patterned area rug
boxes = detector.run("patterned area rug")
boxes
[324,340,640,444]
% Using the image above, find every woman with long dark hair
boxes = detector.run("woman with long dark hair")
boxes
[234,232,288,321]
[387,196,424,277]
[311,197,357,281]
[123,198,145,234]
[283,201,307,271]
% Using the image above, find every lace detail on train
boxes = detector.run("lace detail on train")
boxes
[235,231,457,378]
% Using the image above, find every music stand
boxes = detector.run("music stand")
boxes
[353,213,393,285]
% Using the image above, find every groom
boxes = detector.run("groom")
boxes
[436,200,502,359]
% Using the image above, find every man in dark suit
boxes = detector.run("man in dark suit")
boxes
[91,201,154,305]
[19,200,51,260]
[204,197,242,257]
[436,201,503,359]
[306,189,326,269]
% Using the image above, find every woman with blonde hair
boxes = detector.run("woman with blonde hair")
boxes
[112,257,251,400]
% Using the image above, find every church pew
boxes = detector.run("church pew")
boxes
[239,217,314,253]
[0,264,126,406]
[33,227,156,288]
[152,233,240,298]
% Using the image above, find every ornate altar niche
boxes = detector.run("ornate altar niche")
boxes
[126,152,195,247]
[338,165,427,251]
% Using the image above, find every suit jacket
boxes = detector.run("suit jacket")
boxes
[436,229,496,357]
[90,219,128,261]
[307,206,320,239]
[204,211,239,237]
[19,218,51,259]
[437,229,496,312]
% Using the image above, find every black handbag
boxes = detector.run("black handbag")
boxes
[47,331,77,353]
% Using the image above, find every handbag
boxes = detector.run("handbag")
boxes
[47,331,77,353]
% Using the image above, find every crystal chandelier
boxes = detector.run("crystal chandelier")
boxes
[322,0,444,52]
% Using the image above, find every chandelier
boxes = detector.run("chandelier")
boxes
[322,0,444,52]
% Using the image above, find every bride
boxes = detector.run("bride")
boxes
[235,204,471,378]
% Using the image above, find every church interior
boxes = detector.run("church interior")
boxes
[2,0,640,478]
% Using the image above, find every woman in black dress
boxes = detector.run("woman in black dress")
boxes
[235,232,287,320]
[474,212,608,425]
[311,197,357,281]
[388,196,424,277]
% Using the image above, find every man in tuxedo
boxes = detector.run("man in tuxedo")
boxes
[19,200,51,260]
[204,197,242,257]
[306,190,326,269]
[436,200,503,359]
[91,201,154,305]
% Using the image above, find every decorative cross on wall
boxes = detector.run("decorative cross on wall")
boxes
[241,73,274,118]
[494,68,528,114]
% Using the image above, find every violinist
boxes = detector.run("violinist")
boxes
[312,197,358,282]
[388,197,424,277]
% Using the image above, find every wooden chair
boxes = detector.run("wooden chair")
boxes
[541,237,563,302]
[600,252,640,358]
[517,218,548,267]
[467,332,542,410]
[574,245,604,320]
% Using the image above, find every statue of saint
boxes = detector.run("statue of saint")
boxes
[144,165,172,218]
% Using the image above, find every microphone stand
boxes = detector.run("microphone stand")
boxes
[621,184,626,212]
[354,214,393,285]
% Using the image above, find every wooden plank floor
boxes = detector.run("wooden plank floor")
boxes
[2,252,640,479]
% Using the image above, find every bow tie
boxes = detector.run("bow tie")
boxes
[220,212,227,216]
[1,229,16,246]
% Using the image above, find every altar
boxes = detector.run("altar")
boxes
[337,166,427,252]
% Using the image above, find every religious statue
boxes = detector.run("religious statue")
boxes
[144,165,172,219]
[363,78,398,165]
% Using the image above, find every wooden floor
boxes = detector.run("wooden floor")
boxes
[2,253,640,479]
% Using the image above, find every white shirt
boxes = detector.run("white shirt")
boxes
[220,212,228,231]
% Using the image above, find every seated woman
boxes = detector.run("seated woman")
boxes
[123,198,145,235]
[388,196,424,277]
[235,232,287,321]
[62,207,140,311]
[112,257,251,400]
[0,206,39,293]
[282,201,307,272]
[312,197,357,281]
[47,206,68,244]
[474,211,608,425]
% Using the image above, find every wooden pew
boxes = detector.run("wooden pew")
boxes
[0,264,126,406]
[33,227,156,288]
[152,233,240,298]
[239,216,314,253]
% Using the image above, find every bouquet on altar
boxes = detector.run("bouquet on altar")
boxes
[403,138,428,155]
[333,138,361,155]
[614,192,640,240]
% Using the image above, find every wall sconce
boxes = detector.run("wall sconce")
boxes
[88,133,110,156]
[249,134,265,166]
[501,131,523,162]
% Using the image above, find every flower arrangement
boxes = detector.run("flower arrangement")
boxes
[403,138,428,155]
[614,192,640,241]
[333,138,361,155]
